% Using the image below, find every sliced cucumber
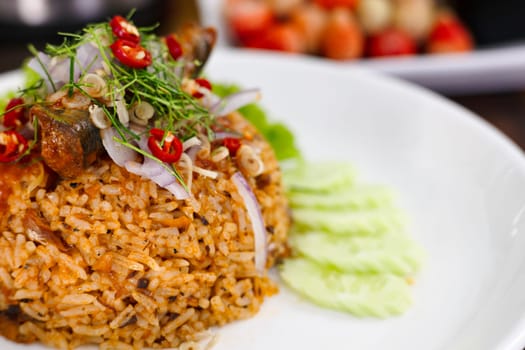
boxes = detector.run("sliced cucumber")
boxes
[289,231,425,276]
[292,207,406,236]
[280,160,424,318]
[282,161,356,193]
[288,184,395,210]
[279,258,412,318]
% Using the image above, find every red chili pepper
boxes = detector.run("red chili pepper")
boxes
[223,137,241,155]
[148,128,183,163]
[0,130,28,163]
[110,15,140,43]
[165,34,183,60]
[111,39,152,69]
[192,78,213,98]
[3,97,26,128]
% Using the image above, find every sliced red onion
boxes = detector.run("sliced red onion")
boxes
[100,127,137,167]
[47,57,71,90]
[123,161,143,175]
[213,131,241,141]
[185,145,200,162]
[142,157,164,177]
[165,182,191,199]
[124,135,190,200]
[27,43,105,92]
[75,42,105,76]
[210,89,261,117]
[231,172,267,274]
[27,52,54,91]
[125,157,189,200]
[27,52,51,76]
[153,168,178,187]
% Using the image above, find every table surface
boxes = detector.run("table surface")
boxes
[451,92,525,150]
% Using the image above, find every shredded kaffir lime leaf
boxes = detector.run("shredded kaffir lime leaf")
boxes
[40,21,213,140]
[19,17,217,191]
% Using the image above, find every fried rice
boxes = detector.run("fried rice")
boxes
[0,112,290,349]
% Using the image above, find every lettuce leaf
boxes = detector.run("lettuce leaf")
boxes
[213,83,301,161]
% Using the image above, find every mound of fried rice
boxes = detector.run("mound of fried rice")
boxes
[0,113,290,349]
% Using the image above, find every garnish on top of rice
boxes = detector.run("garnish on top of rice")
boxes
[0,14,290,349]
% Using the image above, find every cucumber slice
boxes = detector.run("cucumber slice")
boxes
[281,160,424,318]
[279,258,412,317]
[289,231,425,276]
[288,184,395,210]
[292,207,406,236]
[283,161,356,193]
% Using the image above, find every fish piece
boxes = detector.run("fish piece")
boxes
[178,24,217,77]
[31,104,103,178]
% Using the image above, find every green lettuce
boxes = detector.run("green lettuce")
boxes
[213,83,301,161]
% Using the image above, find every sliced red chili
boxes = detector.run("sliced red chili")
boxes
[3,97,26,128]
[148,128,183,163]
[111,39,152,69]
[223,137,241,155]
[0,130,28,163]
[192,78,213,98]
[165,34,183,60]
[110,15,140,43]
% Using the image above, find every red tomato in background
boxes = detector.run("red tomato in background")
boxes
[321,9,364,60]
[245,23,306,53]
[314,0,359,10]
[367,28,417,57]
[427,11,473,53]
[266,0,304,16]
[290,4,328,54]
[225,0,275,44]
[223,0,475,60]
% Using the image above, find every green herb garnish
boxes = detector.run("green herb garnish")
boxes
[22,17,215,190]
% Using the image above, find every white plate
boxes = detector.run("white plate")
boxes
[358,44,525,95]
[2,49,525,350]
[197,0,525,95]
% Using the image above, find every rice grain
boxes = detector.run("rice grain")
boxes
[0,113,289,349]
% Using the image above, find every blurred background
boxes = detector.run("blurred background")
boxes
[0,0,525,148]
